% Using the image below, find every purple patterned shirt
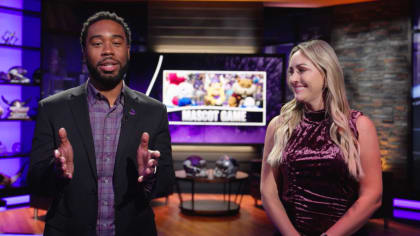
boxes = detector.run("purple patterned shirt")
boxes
[87,81,124,236]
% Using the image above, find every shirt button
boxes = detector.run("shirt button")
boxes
[105,136,111,140]
[105,158,110,162]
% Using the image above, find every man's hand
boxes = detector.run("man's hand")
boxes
[137,132,160,183]
[54,128,74,179]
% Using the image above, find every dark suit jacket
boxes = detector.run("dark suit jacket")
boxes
[28,82,175,236]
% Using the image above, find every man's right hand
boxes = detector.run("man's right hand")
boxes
[54,127,74,179]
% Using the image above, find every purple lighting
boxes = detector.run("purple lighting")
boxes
[0,123,20,153]
[0,0,41,12]
[393,209,420,221]
[0,157,21,177]
[0,47,22,73]
[0,6,41,75]
[1,194,29,206]
[0,0,23,9]
[0,9,23,46]
[0,85,21,119]
[169,125,266,144]
[0,234,42,236]
[393,198,420,211]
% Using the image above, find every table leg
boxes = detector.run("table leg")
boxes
[192,180,195,211]
[34,208,39,221]
[223,182,226,202]
[237,179,245,206]
[175,180,184,208]
[228,181,232,210]
[234,180,241,203]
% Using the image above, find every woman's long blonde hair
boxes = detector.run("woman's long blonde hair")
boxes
[267,40,363,180]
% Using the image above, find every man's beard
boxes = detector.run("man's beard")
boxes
[86,58,129,90]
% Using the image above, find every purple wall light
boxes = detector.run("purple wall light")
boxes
[393,198,420,211]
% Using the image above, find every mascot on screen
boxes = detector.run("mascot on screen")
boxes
[204,77,226,106]
[164,72,194,107]
[230,76,257,107]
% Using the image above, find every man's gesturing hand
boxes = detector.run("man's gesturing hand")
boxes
[54,128,74,179]
[137,132,160,183]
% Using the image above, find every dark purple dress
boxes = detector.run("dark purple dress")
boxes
[278,110,362,236]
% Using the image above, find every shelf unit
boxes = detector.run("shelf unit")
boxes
[0,0,41,201]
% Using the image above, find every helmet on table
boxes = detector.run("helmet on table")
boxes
[183,155,208,177]
[214,155,238,178]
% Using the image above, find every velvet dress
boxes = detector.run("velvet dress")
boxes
[277,110,362,236]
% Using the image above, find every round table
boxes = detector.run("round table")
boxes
[175,169,249,216]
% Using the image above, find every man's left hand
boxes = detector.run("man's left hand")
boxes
[137,132,160,183]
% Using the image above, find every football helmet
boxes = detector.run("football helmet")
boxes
[214,155,238,178]
[183,155,208,178]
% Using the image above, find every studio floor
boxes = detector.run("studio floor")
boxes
[0,194,419,236]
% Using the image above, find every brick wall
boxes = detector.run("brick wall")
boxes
[330,0,411,194]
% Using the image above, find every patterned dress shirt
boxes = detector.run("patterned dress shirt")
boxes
[87,82,124,236]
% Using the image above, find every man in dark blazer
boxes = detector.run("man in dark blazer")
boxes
[28,11,174,236]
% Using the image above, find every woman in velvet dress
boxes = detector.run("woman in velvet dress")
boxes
[260,40,382,236]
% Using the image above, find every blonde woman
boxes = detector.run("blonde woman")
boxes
[260,40,382,236]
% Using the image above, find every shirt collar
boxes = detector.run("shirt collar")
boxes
[86,79,125,107]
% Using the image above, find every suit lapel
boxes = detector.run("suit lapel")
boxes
[68,84,98,181]
[114,87,148,178]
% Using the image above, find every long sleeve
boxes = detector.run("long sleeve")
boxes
[28,101,65,196]
[149,104,175,199]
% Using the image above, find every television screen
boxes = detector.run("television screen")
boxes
[162,70,266,126]
[127,53,286,144]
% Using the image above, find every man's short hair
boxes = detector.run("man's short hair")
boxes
[80,11,132,50]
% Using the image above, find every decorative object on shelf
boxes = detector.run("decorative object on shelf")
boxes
[0,141,7,155]
[214,155,238,178]
[0,72,8,82]
[32,68,43,85]
[0,161,28,187]
[8,66,31,84]
[1,30,18,45]
[0,67,31,84]
[0,173,12,186]
[12,142,21,154]
[183,155,208,177]
[1,96,31,120]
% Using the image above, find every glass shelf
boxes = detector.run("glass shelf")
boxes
[0,82,40,86]
[0,154,30,159]
[0,43,41,51]
[0,5,40,16]
[0,119,34,122]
